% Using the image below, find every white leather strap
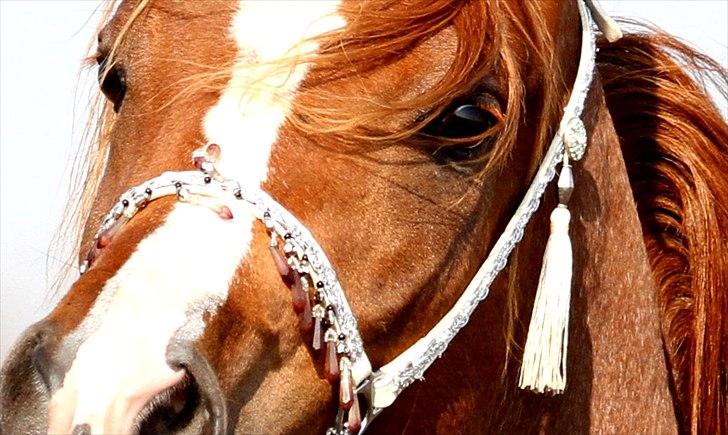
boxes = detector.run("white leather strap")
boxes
[368,0,609,410]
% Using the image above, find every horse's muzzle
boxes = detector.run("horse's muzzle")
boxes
[0,321,55,434]
[1,323,227,434]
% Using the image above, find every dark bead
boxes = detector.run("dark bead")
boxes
[121,199,129,207]
[338,333,346,341]
[284,233,292,240]
[301,254,308,262]
[322,318,331,329]
[144,187,152,195]
[204,176,211,184]
[234,189,242,199]
[326,305,334,313]
[174,182,182,189]
[316,281,324,289]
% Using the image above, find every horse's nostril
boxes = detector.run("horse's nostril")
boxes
[1,321,60,434]
[138,341,228,435]
[30,325,67,393]
[71,423,91,435]
[137,375,201,434]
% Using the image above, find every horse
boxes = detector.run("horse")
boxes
[1,0,726,433]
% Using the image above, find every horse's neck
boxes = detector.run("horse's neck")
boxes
[546,80,678,432]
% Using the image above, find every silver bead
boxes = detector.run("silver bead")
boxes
[177,187,190,201]
[200,161,215,173]
[336,341,349,354]
[562,117,587,161]
[557,163,574,205]
[111,203,124,217]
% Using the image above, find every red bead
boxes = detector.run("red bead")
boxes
[97,233,111,249]
[85,245,101,269]
[339,362,354,410]
[298,299,313,333]
[347,393,361,434]
[218,205,233,220]
[324,340,339,383]
[97,219,124,249]
[206,143,221,160]
[268,246,294,286]
[193,156,205,170]
[290,272,307,313]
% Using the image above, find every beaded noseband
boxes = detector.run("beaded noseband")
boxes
[79,1,620,433]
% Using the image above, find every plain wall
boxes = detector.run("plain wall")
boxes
[1,1,726,362]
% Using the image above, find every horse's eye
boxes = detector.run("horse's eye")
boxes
[98,57,127,113]
[423,95,501,162]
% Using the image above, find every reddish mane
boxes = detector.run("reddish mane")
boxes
[598,25,728,433]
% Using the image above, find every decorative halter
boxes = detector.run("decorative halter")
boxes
[78,1,621,433]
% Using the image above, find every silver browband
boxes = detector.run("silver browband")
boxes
[78,1,619,433]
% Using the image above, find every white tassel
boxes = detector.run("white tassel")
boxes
[518,162,574,394]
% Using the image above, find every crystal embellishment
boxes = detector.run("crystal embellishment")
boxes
[562,117,588,161]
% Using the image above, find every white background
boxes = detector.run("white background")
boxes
[1,1,727,362]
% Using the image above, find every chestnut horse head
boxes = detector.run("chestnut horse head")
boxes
[2,1,727,434]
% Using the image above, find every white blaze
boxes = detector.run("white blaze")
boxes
[49,2,344,433]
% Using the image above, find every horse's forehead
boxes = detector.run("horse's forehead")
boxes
[74,0,346,348]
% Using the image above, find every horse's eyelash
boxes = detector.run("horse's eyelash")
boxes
[83,51,104,68]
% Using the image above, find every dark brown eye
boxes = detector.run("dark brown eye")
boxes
[430,104,495,138]
[98,56,127,113]
[423,94,501,162]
